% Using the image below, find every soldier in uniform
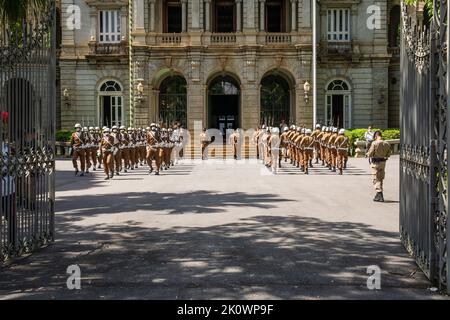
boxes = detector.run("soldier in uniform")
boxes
[286,125,297,164]
[70,124,86,176]
[334,129,350,175]
[279,127,290,167]
[200,128,211,160]
[229,129,240,160]
[83,127,92,174]
[111,126,121,175]
[141,128,148,166]
[90,127,100,171]
[328,127,339,172]
[119,126,130,173]
[127,127,137,170]
[367,131,391,202]
[321,127,332,168]
[97,127,104,169]
[171,125,183,164]
[160,128,171,169]
[311,124,322,164]
[293,127,304,170]
[269,127,281,174]
[300,129,315,174]
[146,123,164,175]
[252,126,261,159]
[100,128,115,180]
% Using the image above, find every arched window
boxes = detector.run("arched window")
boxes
[159,76,187,128]
[99,80,123,127]
[326,80,352,128]
[260,74,291,126]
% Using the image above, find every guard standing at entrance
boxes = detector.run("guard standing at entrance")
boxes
[366,131,391,202]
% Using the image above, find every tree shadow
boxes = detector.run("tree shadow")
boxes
[0,212,439,300]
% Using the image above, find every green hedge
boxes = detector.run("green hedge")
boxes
[344,128,400,155]
[56,130,73,142]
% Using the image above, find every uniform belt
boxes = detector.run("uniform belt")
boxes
[371,158,386,163]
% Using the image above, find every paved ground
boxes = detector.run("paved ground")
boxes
[0,156,446,299]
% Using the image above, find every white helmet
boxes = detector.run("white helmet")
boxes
[150,123,157,127]
[322,126,326,131]
[333,127,338,133]
[272,127,280,134]
[305,129,312,135]
[74,123,82,129]
[339,129,346,135]
[146,127,151,131]
[112,125,118,130]
[95,127,100,131]
[103,128,111,133]
[290,125,296,130]
[301,128,306,134]
[83,127,88,131]
[316,124,321,129]
[89,126,94,131]
[283,127,289,132]
[128,127,133,131]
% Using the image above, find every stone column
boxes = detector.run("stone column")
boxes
[259,0,266,32]
[89,8,97,41]
[290,0,297,32]
[181,0,187,32]
[205,0,211,31]
[236,0,242,32]
[149,0,156,32]
[134,0,145,30]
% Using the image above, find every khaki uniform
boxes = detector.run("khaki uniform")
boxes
[312,129,322,163]
[268,134,281,174]
[367,139,391,193]
[334,135,350,175]
[252,130,261,159]
[120,132,130,172]
[147,131,164,174]
[101,134,115,179]
[200,132,210,160]
[294,133,304,168]
[111,132,121,174]
[300,135,315,174]
[279,131,289,165]
[229,132,241,160]
[328,133,338,171]
[70,131,86,173]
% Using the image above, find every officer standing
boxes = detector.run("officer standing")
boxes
[366,130,391,202]
[200,128,210,160]
[100,128,115,180]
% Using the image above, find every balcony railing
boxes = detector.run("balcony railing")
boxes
[264,33,292,44]
[324,41,353,55]
[157,34,182,45]
[88,41,129,56]
[388,46,400,56]
[210,34,237,44]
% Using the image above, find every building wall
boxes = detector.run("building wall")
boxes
[58,0,400,131]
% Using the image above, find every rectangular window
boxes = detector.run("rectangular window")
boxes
[215,4,235,33]
[165,2,182,33]
[99,10,121,43]
[327,9,350,41]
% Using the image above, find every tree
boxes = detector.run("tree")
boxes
[0,0,48,25]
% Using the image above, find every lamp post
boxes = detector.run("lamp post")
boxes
[304,80,311,104]
[313,0,317,127]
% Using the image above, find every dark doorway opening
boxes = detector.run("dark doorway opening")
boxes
[214,1,235,32]
[332,95,344,128]
[208,76,240,137]
[165,1,182,33]
[102,96,111,127]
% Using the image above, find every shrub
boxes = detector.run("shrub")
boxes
[56,130,73,142]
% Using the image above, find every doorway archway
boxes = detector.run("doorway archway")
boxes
[208,75,241,135]
[325,79,352,128]
[260,73,291,127]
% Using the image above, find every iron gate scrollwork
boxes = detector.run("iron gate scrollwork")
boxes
[0,1,56,262]
[400,0,449,293]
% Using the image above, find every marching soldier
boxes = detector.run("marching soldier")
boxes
[334,129,350,175]
[139,128,147,166]
[328,128,339,172]
[367,130,391,202]
[268,127,281,174]
[146,123,164,175]
[286,125,297,164]
[294,128,304,170]
[94,127,102,169]
[111,126,121,175]
[160,128,171,169]
[300,129,315,175]
[229,129,241,160]
[321,127,332,168]
[311,124,322,164]
[100,128,115,180]
[83,127,92,174]
[89,127,99,171]
[252,126,261,159]
[200,128,211,160]
[70,123,86,176]
[279,127,290,167]
[127,127,137,170]
[171,125,183,164]
[119,126,130,173]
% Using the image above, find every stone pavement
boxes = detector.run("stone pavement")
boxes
[0,156,446,299]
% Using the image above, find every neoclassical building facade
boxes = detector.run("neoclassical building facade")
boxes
[58,0,400,131]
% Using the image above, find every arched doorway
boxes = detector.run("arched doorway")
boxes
[260,74,291,127]
[98,80,123,127]
[158,75,187,128]
[325,79,352,128]
[208,75,240,135]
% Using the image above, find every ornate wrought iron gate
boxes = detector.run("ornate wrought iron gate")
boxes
[400,0,449,293]
[0,2,56,262]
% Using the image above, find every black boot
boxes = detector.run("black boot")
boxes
[373,192,384,202]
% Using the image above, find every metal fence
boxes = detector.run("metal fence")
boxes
[400,0,449,293]
[0,2,56,262]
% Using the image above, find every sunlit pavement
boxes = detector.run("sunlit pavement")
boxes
[0,156,447,299]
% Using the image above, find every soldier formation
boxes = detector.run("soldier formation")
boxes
[254,124,350,175]
[70,123,185,180]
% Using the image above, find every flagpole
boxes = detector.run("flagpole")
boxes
[313,0,317,127]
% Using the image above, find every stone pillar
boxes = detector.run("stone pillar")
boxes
[89,8,97,41]
[205,0,211,31]
[134,0,145,30]
[149,0,156,32]
[236,0,242,32]
[182,0,187,32]
[259,0,266,32]
[290,0,297,32]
